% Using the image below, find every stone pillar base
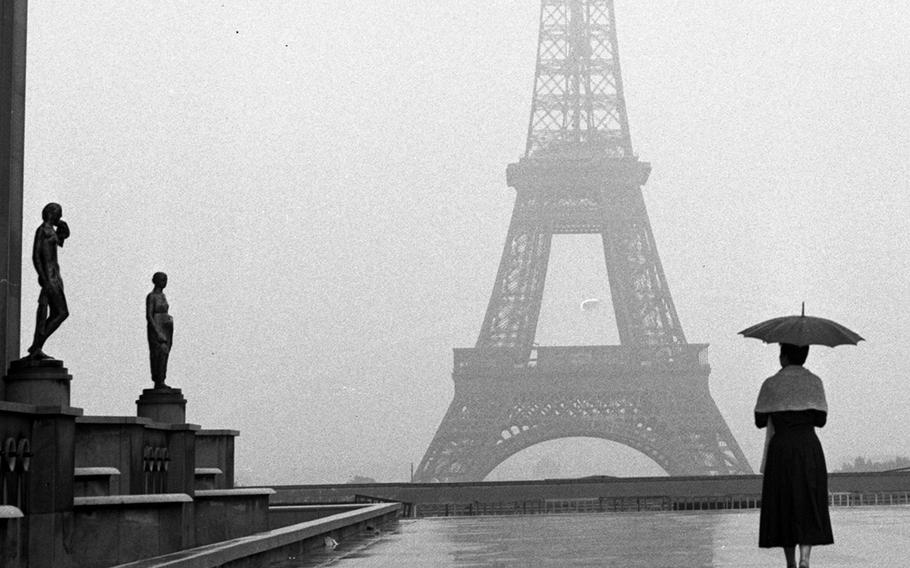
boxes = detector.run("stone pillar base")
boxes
[136,387,187,424]
[3,358,72,406]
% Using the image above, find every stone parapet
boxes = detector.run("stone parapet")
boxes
[72,493,194,568]
[111,503,400,568]
[194,488,274,545]
[75,416,200,497]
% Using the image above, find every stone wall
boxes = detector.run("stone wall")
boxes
[72,495,193,568]
[194,488,273,545]
[1,365,266,567]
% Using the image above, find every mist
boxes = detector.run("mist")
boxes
[20,2,910,483]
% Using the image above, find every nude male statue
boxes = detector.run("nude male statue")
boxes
[26,202,69,360]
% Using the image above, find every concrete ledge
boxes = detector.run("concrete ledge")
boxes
[195,488,274,498]
[196,430,239,437]
[269,504,367,528]
[0,400,38,414]
[271,504,364,513]
[78,415,153,425]
[75,467,123,497]
[146,423,202,432]
[75,493,193,507]
[75,466,121,477]
[81,416,201,431]
[110,502,400,568]
[195,468,223,476]
[0,399,83,416]
[0,505,23,519]
[195,469,225,491]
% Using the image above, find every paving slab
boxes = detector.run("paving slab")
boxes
[280,507,910,567]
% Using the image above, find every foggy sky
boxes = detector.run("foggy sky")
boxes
[20,2,910,483]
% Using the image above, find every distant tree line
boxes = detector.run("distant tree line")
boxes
[835,456,910,472]
[346,475,377,484]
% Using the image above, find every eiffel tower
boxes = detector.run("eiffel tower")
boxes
[414,0,752,482]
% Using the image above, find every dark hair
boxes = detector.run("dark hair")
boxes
[780,343,809,365]
[42,202,61,221]
[152,272,167,286]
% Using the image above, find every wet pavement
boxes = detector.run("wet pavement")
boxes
[279,507,910,567]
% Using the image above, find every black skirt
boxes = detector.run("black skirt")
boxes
[757,410,834,548]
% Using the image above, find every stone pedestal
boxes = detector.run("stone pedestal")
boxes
[136,388,186,424]
[3,359,72,406]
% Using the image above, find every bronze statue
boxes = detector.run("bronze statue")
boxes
[146,272,173,388]
[26,202,69,360]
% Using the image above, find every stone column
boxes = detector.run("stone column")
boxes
[165,424,199,498]
[0,0,26,398]
[27,405,81,568]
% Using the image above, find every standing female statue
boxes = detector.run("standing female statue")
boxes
[146,272,173,388]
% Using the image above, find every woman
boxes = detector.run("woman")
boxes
[146,272,173,389]
[755,342,833,568]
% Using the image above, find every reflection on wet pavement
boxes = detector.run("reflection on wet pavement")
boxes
[280,507,910,567]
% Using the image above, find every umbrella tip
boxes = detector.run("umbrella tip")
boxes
[801,302,805,317]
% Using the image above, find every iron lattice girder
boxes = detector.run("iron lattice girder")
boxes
[475,155,685,352]
[527,0,630,158]
[475,219,551,353]
[414,345,753,482]
[505,155,651,231]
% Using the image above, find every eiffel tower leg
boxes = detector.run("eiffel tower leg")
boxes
[475,192,552,357]
[415,387,504,482]
[654,384,754,475]
[601,187,686,350]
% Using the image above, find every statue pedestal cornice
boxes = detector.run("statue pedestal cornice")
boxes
[136,387,187,424]
[4,358,72,407]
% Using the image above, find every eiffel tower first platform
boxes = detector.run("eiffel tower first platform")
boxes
[414,0,752,482]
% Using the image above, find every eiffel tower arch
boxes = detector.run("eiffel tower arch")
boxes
[415,0,752,482]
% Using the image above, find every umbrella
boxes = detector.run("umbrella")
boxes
[738,303,864,347]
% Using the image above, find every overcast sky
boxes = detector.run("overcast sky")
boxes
[20,2,910,483]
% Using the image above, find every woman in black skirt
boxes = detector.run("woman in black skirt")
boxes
[755,343,833,568]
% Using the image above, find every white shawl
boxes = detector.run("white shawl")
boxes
[755,365,827,473]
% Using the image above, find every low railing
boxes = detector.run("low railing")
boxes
[410,491,910,517]
[414,496,676,517]
[829,491,910,507]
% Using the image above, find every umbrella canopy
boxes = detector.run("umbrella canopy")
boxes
[738,304,864,347]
